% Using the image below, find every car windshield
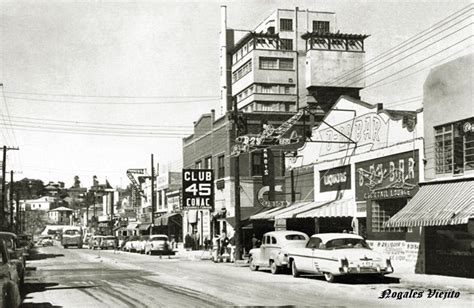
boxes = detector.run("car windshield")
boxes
[285,234,306,240]
[64,230,81,235]
[325,238,370,250]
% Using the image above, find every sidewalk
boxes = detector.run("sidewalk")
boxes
[388,272,474,292]
[174,249,212,260]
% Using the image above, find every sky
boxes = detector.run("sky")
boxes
[0,0,472,188]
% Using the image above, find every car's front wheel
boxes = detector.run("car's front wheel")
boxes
[270,261,280,275]
[249,257,259,271]
[291,260,300,278]
[324,272,336,283]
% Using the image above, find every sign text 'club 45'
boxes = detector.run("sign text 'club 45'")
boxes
[182,169,214,210]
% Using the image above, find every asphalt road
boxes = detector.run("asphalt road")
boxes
[21,244,472,307]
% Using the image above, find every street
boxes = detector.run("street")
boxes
[21,245,473,307]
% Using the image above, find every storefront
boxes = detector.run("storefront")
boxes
[387,177,474,278]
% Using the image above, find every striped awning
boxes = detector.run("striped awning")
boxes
[249,202,314,220]
[275,200,328,219]
[297,199,356,218]
[386,178,474,227]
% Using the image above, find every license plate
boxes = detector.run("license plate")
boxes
[361,261,373,267]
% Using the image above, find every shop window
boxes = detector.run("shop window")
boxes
[313,20,330,33]
[280,18,293,31]
[280,39,293,51]
[217,155,225,179]
[252,152,263,176]
[435,119,474,174]
[371,200,406,233]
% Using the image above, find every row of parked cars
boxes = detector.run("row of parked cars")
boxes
[247,231,394,283]
[122,235,174,256]
[0,232,33,308]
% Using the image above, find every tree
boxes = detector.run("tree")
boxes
[73,176,81,188]
[14,178,45,199]
[23,210,54,235]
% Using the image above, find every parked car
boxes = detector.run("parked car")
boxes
[0,233,25,287]
[136,236,150,254]
[100,236,117,250]
[248,231,309,274]
[62,227,83,249]
[0,239,21,308]
[90,235,105,250]
[124,236,140,252]
[287,233,394,282]
[37,235,53,247]
[144,235,174,256]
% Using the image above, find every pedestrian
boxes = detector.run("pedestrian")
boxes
[251,233,259,248]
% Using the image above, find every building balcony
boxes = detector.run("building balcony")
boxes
[302,32,369,89]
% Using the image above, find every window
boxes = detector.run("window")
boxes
[205,156,212,169]
[279,58,293,70]
[371,200,406,232]
[232,60,252,83]
[195,161,202,169]
[252,152,263,176]
[313,20,330,33]
[259,57,278,69]
[271,237,277,244]
[285,234,306,240]
[280,39,293,51]
[280,18,293,31]
[306,237,322,249]
[259,57,293,70]
[435,119,474,174]
[218,155,225,179]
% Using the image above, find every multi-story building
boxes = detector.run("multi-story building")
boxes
[183,6,369,250]
[48,206,74,225]
[387,54,473,278]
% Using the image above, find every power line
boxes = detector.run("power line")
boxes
[326,4,473,86]
[342,23,473,87]
[4,95,220,105]
[363,35,473,89]
[3,90,219,99]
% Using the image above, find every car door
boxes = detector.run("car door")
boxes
[297,237,319,272]
[264,236,280,265]
[309,237,324,274]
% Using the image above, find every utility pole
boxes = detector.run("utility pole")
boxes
[233,100,242,261]
[9,171,14,232]
[15,191,20,233]
[1,146,19,230]
[151,154,156,224]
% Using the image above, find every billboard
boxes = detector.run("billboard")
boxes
[182,169,214,210]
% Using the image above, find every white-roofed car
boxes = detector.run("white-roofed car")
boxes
[287,233,394,283]
[144,235,174,256]
[248,231,309,275]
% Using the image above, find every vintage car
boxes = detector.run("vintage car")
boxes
[0,232,25,286]
[144,235,174,256]
[90,235,105,250]
[100,236,117,250]
[61,227,83,249]
[124,236,140,252]
[288,233,394,282]
[136,235,150,254]
[0,239,21,308]
[249,231,309,274]
[37,235,53,247]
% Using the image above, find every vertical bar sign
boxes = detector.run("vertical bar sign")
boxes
[182,169,214,210]
[262,149,275,201]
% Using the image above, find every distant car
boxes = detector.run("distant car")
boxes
[90,236,105,250]
[124,236,140,252]
[0,233,25,287]
[37,236,53,247]
[144,235,174,256]
[100,236,117,250]
[249,231,309,274]
[136,236,150,254]
[0,239,21,308]
[61,227,83,249]
[287,233,394,282]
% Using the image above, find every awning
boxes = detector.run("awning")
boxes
[126,222,139,230]
[250,206,288,220]
[138,223,152,231]
[297,198,356,218]
[155,213,182,227]
[226,206,267,227]
[386,178,474,227]
[275,201,328,219]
